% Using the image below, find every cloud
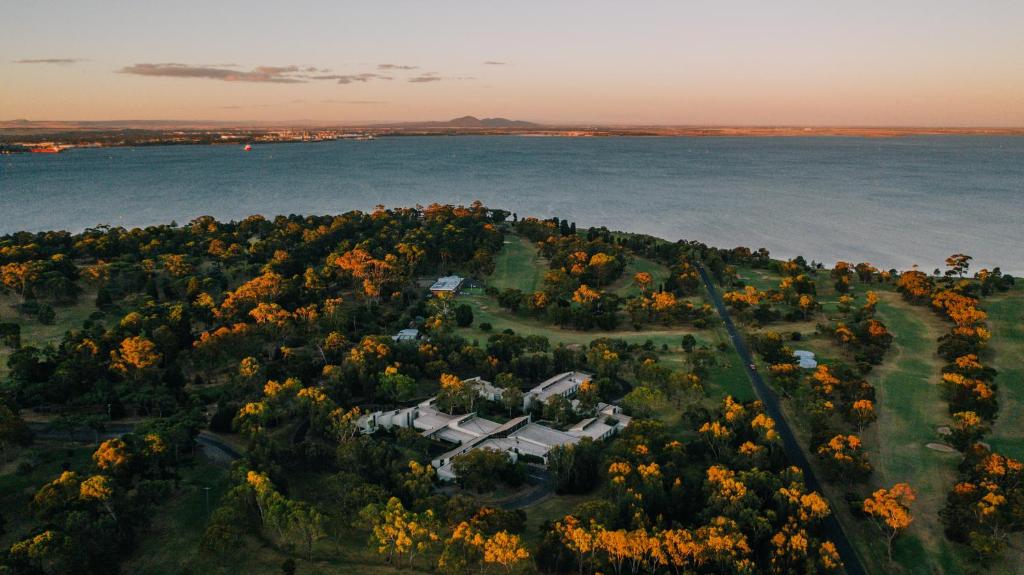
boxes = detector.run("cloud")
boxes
[408,73,475,83]
[119,63,307,83]
[378,64,418,71]
[310,73,391,84]
[483,61,507,65]
[14,58,84,65]
[408,73,442,83]
[322,99,387,105]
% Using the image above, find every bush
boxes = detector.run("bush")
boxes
[36,304,56,325]
[479,322,493,332]
[454,304,474,327]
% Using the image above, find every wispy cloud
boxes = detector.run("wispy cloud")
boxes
[14,58,85,65]
[323,99,387,105]
[120,63,308,83]
[310,73,391,84]
[408,73,475,83]
[378,64,417,71]
[483,61,507,66]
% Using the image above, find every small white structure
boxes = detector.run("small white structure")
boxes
[392,328,421,342]
[793,350,818,369]
[429,275,464,296]
[523,371,591,410]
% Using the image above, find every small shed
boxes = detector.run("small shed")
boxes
[793,350,818,369]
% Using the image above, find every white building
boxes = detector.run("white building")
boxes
[429,275,464,296]
[523,371,591,410]
[391,328,421,342]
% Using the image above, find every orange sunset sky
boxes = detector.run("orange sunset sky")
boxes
[3,1,1023,126]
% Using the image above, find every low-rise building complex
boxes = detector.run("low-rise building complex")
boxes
[356,371,631,480]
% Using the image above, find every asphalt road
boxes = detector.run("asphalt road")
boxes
[697,263,868,575]
[26,421,242,468]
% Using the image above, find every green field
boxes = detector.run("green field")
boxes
[490,236,547,293]
[853,292,967,574]
[608,255,672,297]
[0,293,99,379]
[984,288,1024,459]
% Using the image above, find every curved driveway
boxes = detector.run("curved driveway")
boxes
[698,263,867,575]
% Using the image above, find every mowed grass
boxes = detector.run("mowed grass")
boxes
[855,292,967,575]
[609,256,671,297]
[490,235,547,293]
[984,287,1024,459]
[0,292,99,379]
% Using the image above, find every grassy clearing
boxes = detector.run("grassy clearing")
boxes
[490,236,547,293]
[608,256,671,297]
[855,292,967,575]
[0,292,99,379]
[734,265,782,292]
[455,290,701,347]
[984,288,1024,459]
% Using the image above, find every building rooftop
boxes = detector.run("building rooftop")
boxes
[527,371,591,403]
[392,328,420,342]
[793,350,818,369]
[429,275,464,292]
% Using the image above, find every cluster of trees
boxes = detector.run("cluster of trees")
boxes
[1,414,200,574]
[533,396,843,574]
[825,289,893,370]
[897,256,1022,562]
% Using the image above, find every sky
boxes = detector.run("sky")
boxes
[3,0,1024,126]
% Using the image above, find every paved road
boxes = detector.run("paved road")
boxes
[697,263,868,575]
[499,466,553,509]
[26,422,242,468]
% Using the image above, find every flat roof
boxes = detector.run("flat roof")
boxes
[529,371,591,402]
[429,275,464,291]
[510,422,580,449]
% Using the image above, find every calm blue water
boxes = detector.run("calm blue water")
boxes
[1,136,1022,272]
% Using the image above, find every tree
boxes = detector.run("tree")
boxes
[453,448,519,493]
[542,395,574,425]
[362,496,439,567]
[680,334,697,353]
[622,386,666,418]
[454,304,474,327]
[483,530,530,572]
[863,483,916,561]
[288,500,326,560]
[0,405,31,463]
[500,385,525,416]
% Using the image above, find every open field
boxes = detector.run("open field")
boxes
[856,292,967,574]
[608,255,671,297]
[984,288,1024,459]
[0,293,99,379]
[490,235,547,293]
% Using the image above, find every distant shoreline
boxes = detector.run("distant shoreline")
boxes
[3,125,1023,152]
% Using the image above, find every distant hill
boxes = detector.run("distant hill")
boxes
[396,116,540,129]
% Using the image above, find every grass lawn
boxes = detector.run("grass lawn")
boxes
[608,256,671,297]
[854,292,968,575]
[490,235,547,293]
[983,287,1024,459]
[734,265,782,292]
[0,292,99,379]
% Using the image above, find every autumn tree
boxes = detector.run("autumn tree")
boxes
[362,496,439,567]
[863,483,916,561]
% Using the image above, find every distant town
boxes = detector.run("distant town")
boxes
[3,116,1023,153]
